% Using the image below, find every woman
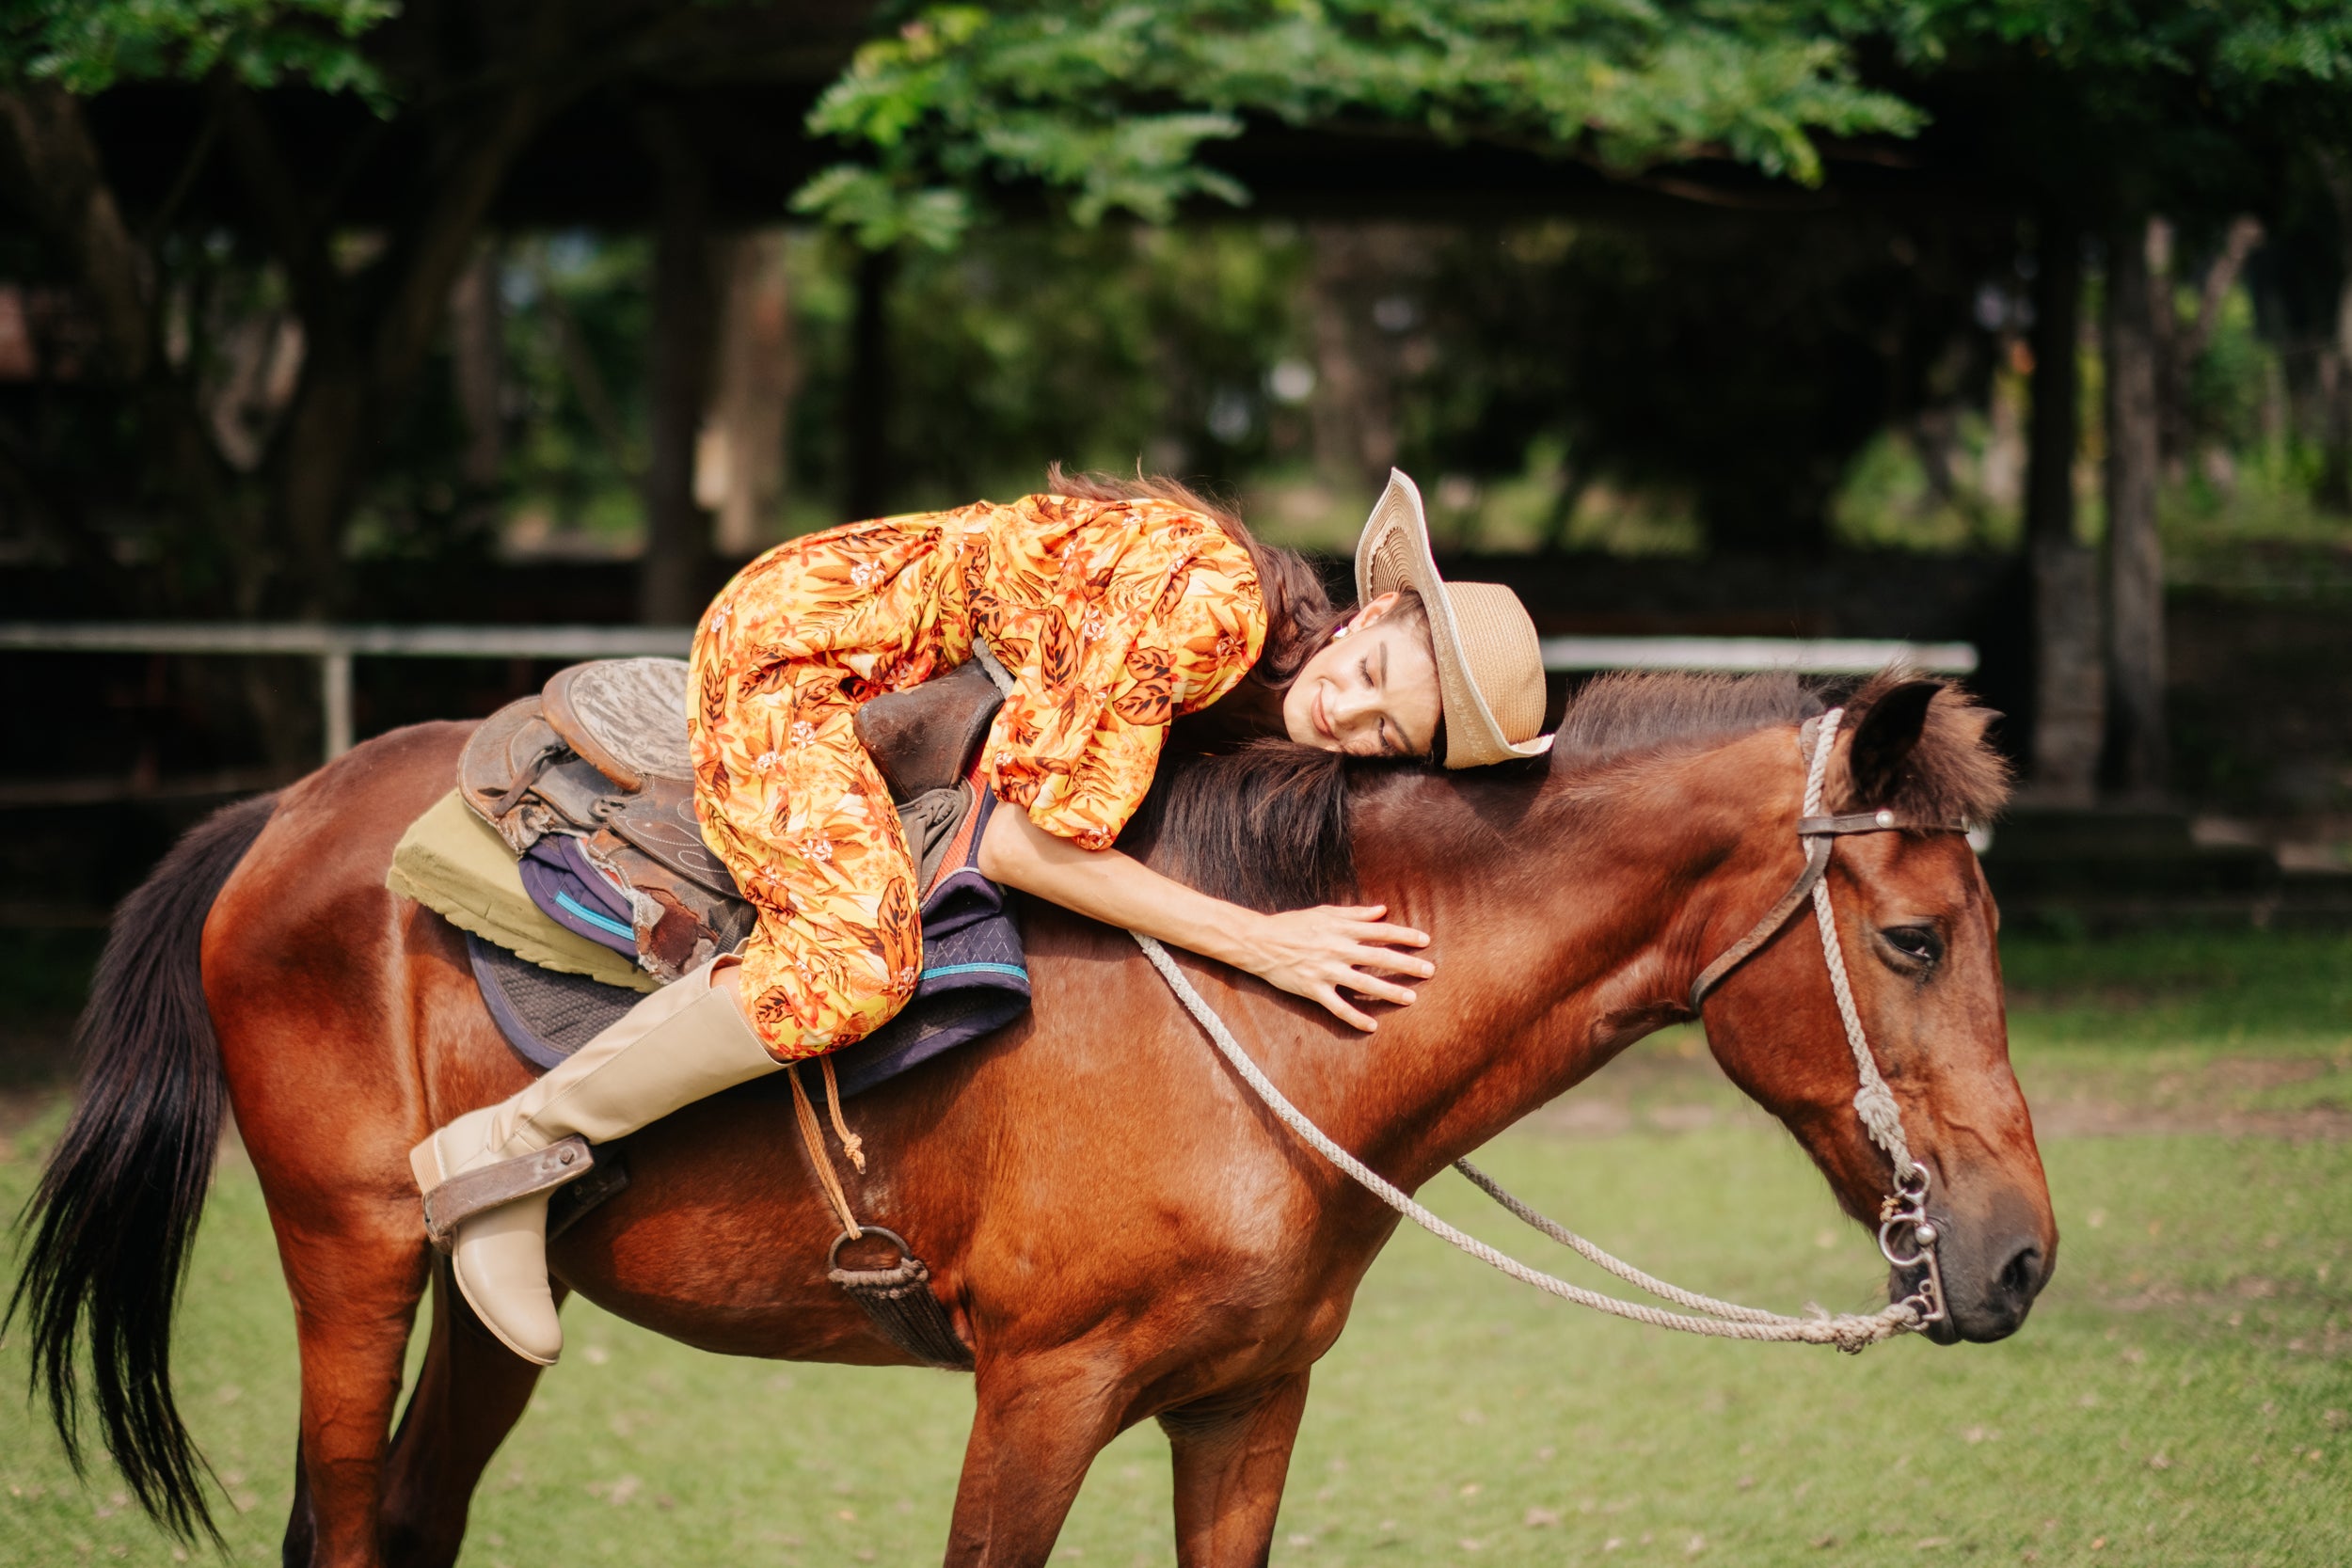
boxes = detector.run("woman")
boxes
[414,467,1551,1365]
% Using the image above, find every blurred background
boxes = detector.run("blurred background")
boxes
[1,1,2349,931]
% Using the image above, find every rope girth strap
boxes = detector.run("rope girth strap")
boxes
[1132,705,1962,1353]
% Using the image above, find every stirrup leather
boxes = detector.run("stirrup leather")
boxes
[421,1135,601,1252]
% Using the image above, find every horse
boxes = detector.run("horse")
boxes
[9,669,2054,1568]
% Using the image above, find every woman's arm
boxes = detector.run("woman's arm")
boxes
[977,802,1432,1032]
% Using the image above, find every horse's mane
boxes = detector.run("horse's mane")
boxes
[1122,669,2010,911]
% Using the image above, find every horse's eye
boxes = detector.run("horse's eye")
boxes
[1882,926,1944,968]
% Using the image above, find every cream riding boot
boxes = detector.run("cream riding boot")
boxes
[410,959,781,1364]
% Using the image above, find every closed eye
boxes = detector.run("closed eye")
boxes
[1372,643,1406,756]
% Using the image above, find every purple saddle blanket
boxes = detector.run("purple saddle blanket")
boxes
[470,789,1028,1100]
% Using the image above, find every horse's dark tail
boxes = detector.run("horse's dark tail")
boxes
[6,792,278,1545]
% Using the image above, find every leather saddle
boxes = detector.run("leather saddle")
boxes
[458,657,1006,982]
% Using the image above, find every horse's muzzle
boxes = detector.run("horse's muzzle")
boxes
[1897,1227,2053,1345]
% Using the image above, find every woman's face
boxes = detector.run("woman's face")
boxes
[1282,593,1444,758]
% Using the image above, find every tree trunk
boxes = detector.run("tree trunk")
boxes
[1307,223,1398,497]
[637,109,718,626]
[272,357,371,616]
[2157,214,2265,476]
[451,244,505,534]
[2024,212,2102,805]
[2103,215,2168,799]
[0,84,235,594]
[2317,158,2352,513]
[705,230,795,559]
[844,246,898,522]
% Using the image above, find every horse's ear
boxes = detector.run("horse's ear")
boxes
[1846,680,1941,807]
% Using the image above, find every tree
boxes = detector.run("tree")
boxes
[0,1,798,620]
[1867,0,2352,798]
[793,0,1929,248]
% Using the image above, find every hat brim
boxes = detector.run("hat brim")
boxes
[1354,470,1553,768]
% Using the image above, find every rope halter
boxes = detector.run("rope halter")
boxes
[1686,705,1960,1328]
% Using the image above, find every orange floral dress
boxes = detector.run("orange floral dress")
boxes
[689,494,1265,1060]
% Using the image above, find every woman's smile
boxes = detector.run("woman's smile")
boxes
[1281,593,1444,758]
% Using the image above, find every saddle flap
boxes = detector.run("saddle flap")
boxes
[543,657,694,792]
[600,774,743,902]
[852,660,1004,801]
[457,696,565,853]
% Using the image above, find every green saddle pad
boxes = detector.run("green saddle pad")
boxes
[386,789,658,993]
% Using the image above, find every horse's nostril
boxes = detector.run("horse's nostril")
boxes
[1998,1243,2043,1305]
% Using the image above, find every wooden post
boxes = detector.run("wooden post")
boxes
[2024,212,2102,805]
[637,107,718,627]
[321,645,353,760]
[2103,214,2168,798]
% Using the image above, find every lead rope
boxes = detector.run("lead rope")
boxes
[1128,707,1938,1354]
[1133,936,1917,1352]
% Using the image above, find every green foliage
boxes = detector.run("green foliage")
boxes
[1911,0,2352,88]
[1,0,393,104]
[1872,0,2352,196]
[798,0,1929,245]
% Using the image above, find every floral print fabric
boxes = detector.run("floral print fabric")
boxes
[690,494,1265,1059]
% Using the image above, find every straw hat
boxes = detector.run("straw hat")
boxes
[1354,469,1552,769]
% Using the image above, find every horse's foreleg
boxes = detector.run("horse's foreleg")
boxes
[377,1259,553,1568]
[1159,1372,1311,1568]
[943,1354,1126,1568]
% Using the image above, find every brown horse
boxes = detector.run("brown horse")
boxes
[10,671,2053,1568]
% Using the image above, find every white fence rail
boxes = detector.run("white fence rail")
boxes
[1538,636,1975,676]
[0,623,691,760]
[0,623,1975,766]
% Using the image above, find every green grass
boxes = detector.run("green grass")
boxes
[3,930,2348,1566]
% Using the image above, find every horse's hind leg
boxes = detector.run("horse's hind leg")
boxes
[268,1206,431,1568]
[377,1259,550,1568]
[1160,1372,1311,1568]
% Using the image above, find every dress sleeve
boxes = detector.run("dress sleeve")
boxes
[982,516,1263,850]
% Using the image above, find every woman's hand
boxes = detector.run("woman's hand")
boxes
[1239,904,1432,1032]
[978,803,1434,1032]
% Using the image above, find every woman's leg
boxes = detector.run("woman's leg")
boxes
[692,647,926,1057]
[417,659,923,1364]
[409,959,778,1364]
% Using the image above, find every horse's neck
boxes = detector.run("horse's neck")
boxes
[1337,730,1802,1186]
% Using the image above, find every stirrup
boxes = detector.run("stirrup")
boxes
[421,1135,601,1252]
